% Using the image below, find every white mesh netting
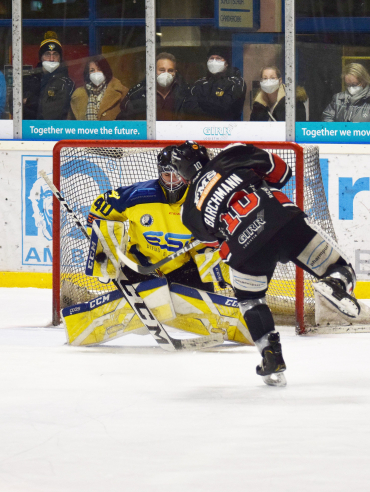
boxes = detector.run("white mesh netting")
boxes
[55,142,335,328]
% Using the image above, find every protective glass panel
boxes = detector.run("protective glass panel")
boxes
[0,27,12,133]
[297,0,370,17]
[147,0,287,140]
[23,0,89,19]
[296,16,370,143]
[97,0,145,18]
[21,15,146,140]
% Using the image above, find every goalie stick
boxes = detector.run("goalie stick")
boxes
[40,170,223,352]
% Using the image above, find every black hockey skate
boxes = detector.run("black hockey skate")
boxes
[314,278,360,318]
[257,332,287,387]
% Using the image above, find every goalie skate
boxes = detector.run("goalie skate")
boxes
[314,278,360,319]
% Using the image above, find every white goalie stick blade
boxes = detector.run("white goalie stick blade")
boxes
[314,281,360,318]
[177,333,224,350]
[116,240,202,275]
[262,373,287,387]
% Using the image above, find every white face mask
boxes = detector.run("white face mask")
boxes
[90,71,106,87]
[42,61,59,73]
[260,79,280,94]
[207,59,226,74]
[347,85,362,96]
[157,72,174,88]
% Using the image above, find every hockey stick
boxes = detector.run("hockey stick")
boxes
[116,239,202,275]
[40,170,223,351]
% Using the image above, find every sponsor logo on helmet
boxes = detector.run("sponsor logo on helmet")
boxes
[140,214,154,227]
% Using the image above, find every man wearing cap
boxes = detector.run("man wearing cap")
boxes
[182,46,246,121]
[23,31,74,120]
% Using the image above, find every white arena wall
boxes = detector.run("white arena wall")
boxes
[0,140,369,299]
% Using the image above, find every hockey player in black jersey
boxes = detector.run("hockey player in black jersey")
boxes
[170,140,360,386]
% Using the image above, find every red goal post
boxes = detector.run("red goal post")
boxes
[52,140,333,334]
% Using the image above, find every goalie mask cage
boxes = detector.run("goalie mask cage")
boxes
[52,140,335,335]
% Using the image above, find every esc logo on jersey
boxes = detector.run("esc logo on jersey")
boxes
[143,231,192,252]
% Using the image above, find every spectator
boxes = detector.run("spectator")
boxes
[116,52,189,121]
[250,66,307,122]
[23,31,74,120]
[68,55,128,120]
[322,63,370,122]
[182,46,246,121]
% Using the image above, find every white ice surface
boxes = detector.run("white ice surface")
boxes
[0,287,370,492]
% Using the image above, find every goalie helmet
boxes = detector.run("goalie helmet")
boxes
[171,141,209,181]
[157,145,187,204]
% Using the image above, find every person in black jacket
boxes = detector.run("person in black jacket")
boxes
[169,141,360,386]
[250,66,307,122]
[116,52,189,121]
[182,46,246,121]
[23,31,74,120]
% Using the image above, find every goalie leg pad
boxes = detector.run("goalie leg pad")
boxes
[168,283,253,345]
[62,277,174,346]
[239,298,275,342]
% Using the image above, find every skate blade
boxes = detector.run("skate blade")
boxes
[262,373,287,387]
[314,283,360,318]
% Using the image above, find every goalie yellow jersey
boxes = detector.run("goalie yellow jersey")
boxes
[87,179,195,275]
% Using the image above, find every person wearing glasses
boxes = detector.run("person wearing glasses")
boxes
[250,65,307,122]
[322,63,370,122]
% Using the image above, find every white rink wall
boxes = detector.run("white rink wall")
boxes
[0,141,369,296]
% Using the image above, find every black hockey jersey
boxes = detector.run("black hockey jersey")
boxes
[181,144,303,266]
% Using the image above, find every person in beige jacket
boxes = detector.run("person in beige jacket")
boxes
[69,55,128,120]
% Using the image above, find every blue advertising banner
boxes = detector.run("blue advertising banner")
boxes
[296,122,370,144]
[22,120,147,141]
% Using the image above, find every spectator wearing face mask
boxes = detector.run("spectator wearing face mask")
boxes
[182,46,246,121]
[250,66,307,122]
[322,63,370,122]
[68,56,128,121]
[23,31,74,120]
[116,52,189,121]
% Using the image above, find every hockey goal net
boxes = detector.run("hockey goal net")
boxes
[52,140,335,334]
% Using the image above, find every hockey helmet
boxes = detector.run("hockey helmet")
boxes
[171,141,209,181]
[157,145,186,203]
